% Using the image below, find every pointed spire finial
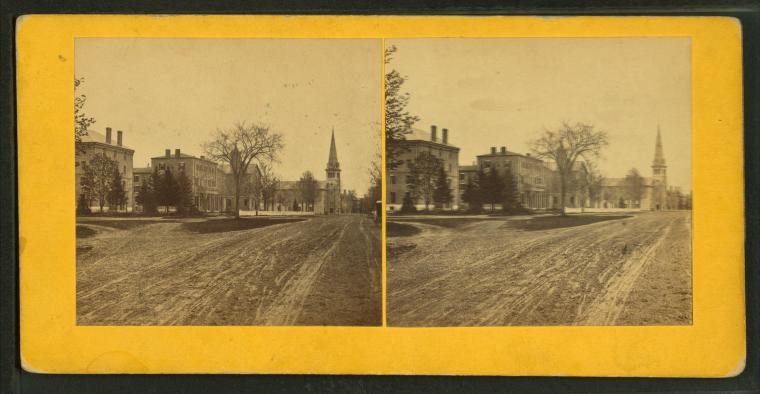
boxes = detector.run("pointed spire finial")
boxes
[327,128,340,170]
[653,125,666,167]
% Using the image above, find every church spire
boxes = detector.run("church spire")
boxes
[327,128,340,170]
[653,125,666,167]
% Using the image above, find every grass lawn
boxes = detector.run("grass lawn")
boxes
[76,225,98,239]
[386,222,422,237]
[182,217,306,234]
[77,219,178,231]
[503,215,632,231]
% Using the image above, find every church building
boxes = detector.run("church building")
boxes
[598,127,669,210]
[272,130,343,214]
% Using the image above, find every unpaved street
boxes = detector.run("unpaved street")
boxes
[387,211,691,326]
[77,215,381,326]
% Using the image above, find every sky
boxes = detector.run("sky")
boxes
[76,38,381,193]
[387,38,692,191]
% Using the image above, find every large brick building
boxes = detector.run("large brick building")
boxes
[75,127,135,211]
[386,125,460,211]
[474,145,558,209]
[147,148,262,212]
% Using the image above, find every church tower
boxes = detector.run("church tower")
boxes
[651,125,668,210]
[325,129,341,213]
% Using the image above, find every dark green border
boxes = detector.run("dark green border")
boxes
[1,1,758,393]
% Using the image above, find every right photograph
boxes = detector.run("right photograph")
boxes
[384,38,693,327]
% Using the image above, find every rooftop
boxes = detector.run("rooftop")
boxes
[80,129,133,150]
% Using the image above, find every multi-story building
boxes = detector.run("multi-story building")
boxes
[150,149,226,212]
[386,125,460,211]
[148,148,262,212]
[474,146,557,209]
[75,127,135,211]
[132,166,153,211]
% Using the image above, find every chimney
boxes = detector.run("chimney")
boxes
[431,125,437,142]
[490,146,496,154]
[105,127,112,144]
[442,128,448,144]
[117,130,123,146]
[501,146,506,154]
[175,148,181,158]
[200,155,205,160]
[165,149,171,158]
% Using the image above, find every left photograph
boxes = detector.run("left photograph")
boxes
[74,39,383,326]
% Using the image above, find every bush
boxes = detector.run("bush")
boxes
[400,194,417,213]
[76,194,91,215]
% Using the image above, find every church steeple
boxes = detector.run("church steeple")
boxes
[325,128,341,214]
[327,128,340,171]
[653,125,666,167]
[326,128,341,183]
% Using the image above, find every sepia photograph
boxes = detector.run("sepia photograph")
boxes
[74,38,383,326]
[385,38,693,326]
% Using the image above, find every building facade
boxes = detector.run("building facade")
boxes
[271,130,344,214]
[75,127,135,212]
[598,128,670,210]
[386,125,460,211]
[475,146,558,210]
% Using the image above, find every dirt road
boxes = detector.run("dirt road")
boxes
[387,211,691,326]
[77,215,381,326]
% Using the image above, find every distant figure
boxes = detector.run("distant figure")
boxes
[375,200,382,223]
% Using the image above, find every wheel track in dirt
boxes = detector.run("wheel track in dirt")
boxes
[387,212,691,326]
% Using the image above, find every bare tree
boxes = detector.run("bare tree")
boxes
[81,153,119,213]
[577,161,605,211]
[258,161,279,211]
[406,151,442,211]
[530,122,609,215]
[203,122,283,218]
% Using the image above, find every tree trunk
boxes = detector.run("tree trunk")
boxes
[234,176,240,219]
[560,176,566,216]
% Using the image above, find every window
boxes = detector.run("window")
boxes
[459,173,465,180]
[390,192,396,204]
[134,175,140,182]
[123,165,126,174]
[179,162,185,171]
[405,175,412,185]
[390,175,396,185]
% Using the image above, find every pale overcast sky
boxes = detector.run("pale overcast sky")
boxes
[387,38,692,191]
[76,38,381,193]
